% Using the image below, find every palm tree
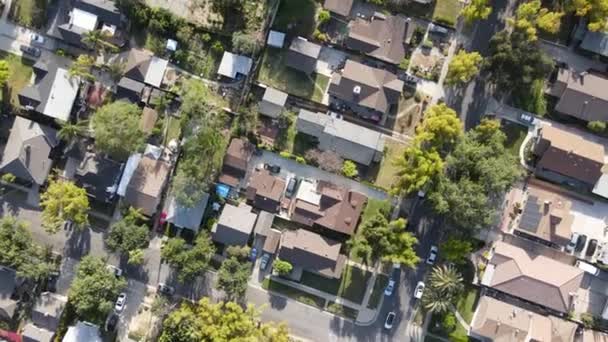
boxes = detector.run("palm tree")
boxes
[422,286,453,314]
[82,30,118,54]
[428,265,464,295]
[68,55,95,82]
[58,120,89,142]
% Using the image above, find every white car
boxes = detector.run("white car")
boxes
[384,279,395,296]
[565,233,579,254]
[115,293,127,312]
[30,33,45,45]
[384,312,396,329]
[414,281,425,299]
[426,245,438,265]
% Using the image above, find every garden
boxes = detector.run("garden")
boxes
[0,53,34,109]
[10,0,46,28]
[272,0,318,38]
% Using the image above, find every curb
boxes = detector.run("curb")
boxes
[354,295,383,326]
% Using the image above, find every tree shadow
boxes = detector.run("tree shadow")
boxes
[64,227,91,258]
[267,292,287,310]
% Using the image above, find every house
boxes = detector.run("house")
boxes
[469,296,578,342]
[481,240,584,314]
[579,30,608,60]
[267,30,286,48]
[219,138,254,188]
[583,330,608,342]
[346,13,408,65]
[246,168,286,213]
[218,52,253,79]
[19,58,80,122]
[115,49,169,99]
[547,68,608,122]
[0,268,19,321]
[258,87,288,118]
[328,59,403,122]
[22,292,67,342]
[290,179,366,238]
[253,211,282,254]
[57,0,126,48]
[212,203,257,246]
[0,116,58,186]
[62,321,101,342]
[118,145,171,217]
[296,109,385,165]
[285,37,321,74]
[72,151,124,203]
[278,229,346,279]
[323,0,353,17]
[532,124,605,192]
[165,192,209,233]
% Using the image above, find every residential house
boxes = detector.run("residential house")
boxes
[346,13,408,65]
[296,109,385,165]
[290,179,366,239]
[579,30,608,60]
[323,0,353,17]
[19,58,80,122]
[469,296,578,342]
[547,68,608,122]
[212,203,258,247]
[218,52,253,80]
[165,192,210,233]
[118,145,171,217]
[57,0,126,48]
[278,228,346,279]
[252,211,282,255]
[22,292,67,342]
[583,330,608,342]
[115,49,169,102]
[285,37,321,74]
[219,138,254,188]
[329,59,403,123]
[62,321,101,342]
[246,168,286,213]
[0,268,19,321]
[532,124,605,192]
[72,151,124,203]
[258,87,288,118]
[481,240,584,314]
[0,116,58,186]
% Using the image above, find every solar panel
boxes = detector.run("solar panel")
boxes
[519,196,542,233]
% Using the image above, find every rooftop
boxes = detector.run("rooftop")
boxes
[218,52,253,79]
[288,37,321,59]
[217,203,257,236]
[550,68,608,122]
[323,0,353,16]
[346,14,408,64]
[71,8,98,31]
[165,192,209,232]
[279,229,346,278]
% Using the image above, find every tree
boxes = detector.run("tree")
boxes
[216,257,251,302]
[159,298,291,342]
[272,259,293,276]
[232,31,261,55]
[461,0,492,24]
[393,146,444,196]
[446,51,483,85]
[511,0,563,41]
[82,30,118,54]
[40,178,89,234]
[422,265,464,314]
[68,256,127,323]
[515,78,547,116]
[440,238,473,264]
[105,207,149,260]
[128,249,145,265]
[58,120,89,142]
[0,216,53,280]
[588,121,607,133]
[225,245,251,261]
[92,101,146,160]
[571,0,608,31]
[0,60,9,88]
[342,160,358,178]
[415,104,463,152]
[68,55,95,81]
[161,232,215,282]
[317,9,331,24]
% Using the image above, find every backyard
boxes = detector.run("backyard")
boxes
[299,265,371,304]
[374,139,408,190]
[501,120,528,157]
[272,0,318,38]
[10,0,46,28]
[1,53,34,108]
[257,49,329,103]
[432,0,461,27]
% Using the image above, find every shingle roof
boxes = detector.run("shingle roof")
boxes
[279,229,346,278]
[31,292,66,331]
[74,152,123,202]
[124,156,171,216]
[551,69,608,122]
[213,203,257,246]
[580,30,608,58]
[0,268,17,321]
[324,0,353,16]
[166,192,209,232]
[346,14,408,64]
[246,168,286,213]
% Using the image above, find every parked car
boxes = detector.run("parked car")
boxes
[566,233,579,254]
[414,281,425,299]
[260,253,271,270]
[428,23,449,35]
[30,33,45,45]
[106,265,123,277]
[384,312,396,329]
[44,271,59,293]
[105,312,119,332]
[426,246,438,265]
[576,234,588,253]
[285,177,299,198]
[114,293,127,312]
[250,247,258,261]
[384,279,396,296]
[158,283,175,296]
[518,113,534,125]
[587,239,599,258]
[264,164,281,174]
[19,45,41,57]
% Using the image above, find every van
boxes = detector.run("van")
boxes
[576,260,599,276]
[566,233,579,254]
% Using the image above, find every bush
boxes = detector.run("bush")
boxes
[280,151,292,159]
[211,41,224,55]
[342,160,358,178]
[588,121,606,133]
[295,156,306,164]
[399,58,410,70]
[317,9,331,24]
[422,39,433,49]
[313,29,330,42]
[442,312,457,332]
[434,15,456,28]
[581,313,595,329]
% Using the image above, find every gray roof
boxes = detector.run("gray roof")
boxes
[580,30,608,58]
[285,37,321,74]
[62,321,101,342]
[212,203,257,246]
[75,0,122,26]
[23,323,55,342]
[31,292,66,332]
[550,68,608,122]
[0,116,58,185]
[254,210,275,237]
[166,192,209,232]
[258,87,288,118]
[0,267,18,320]
[117,77,145,93]
[324,0,353,16]
[288,37,321,58]
[278,229,346,278]
[74,152,123,202]
[346,14,408,64]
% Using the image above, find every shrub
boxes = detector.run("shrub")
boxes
[211,41,224,55]
[588,121,606,133]
[313,29,329,42]
[342,160,358,178]
[280,151,292,159]
[399,58,410,70]
[434,15,456,28]
[442,312,457,332]
[317,9,331,24]
[273,259,293,276]
[295,156,306,164]
[422,39,433,49]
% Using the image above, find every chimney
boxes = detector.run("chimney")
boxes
[544,200,551,211]
[23,145,31,167]
[353,85,361,96]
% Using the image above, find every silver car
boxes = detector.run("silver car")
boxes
[384,312,396,329]
[114,293,127,312]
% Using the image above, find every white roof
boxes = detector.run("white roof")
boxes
[62,321,101,342]
[267,30,286,48]
[144,57,168,88]
[218,52,253,79]
[296,179,321,205]
[117,153,142,196]
[101,23,116,36]
[166,39,178,51]
[42,68,79,122]
[71,8,98,31]
[593,173,608,199]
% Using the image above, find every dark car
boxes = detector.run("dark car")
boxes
[576,234,588,253]
[285,177,298,198]
[264,164,281,174]
[158,283,175,296]
[19,45,41,57]
[43,271,59,293]
[105,312,119,332]
[586,239,599,258]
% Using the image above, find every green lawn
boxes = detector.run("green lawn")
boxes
[164,116,182,143]
[299,265,371,304]
[1,53,34,108]
[428,286,479,342]
[367,274,389,309]
[262,279,326,309]
[501,120,528,157]
[272,0,317,37]
[456,286,479,323]
[375,139,408,190]
[257,49,329,104]
[326,302,359,320]
[432,0,461,27]
[11,0,46,28]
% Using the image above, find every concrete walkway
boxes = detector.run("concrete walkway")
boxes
[269,275,362,310]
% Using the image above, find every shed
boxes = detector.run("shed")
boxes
[218,52,253,79]
[267,30,286,48]
[258,87,288,118]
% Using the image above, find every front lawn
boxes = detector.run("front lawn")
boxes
[257,49,329,103]
[456,286,479,323]
[375,139,408,190]
[299,265,371,304]
[350,198,392,263]
[272,0,317,38]
[367,274,389,309]
[1,53,34,108]
[326,302,359,320]
[262,278,326,309]
[501,120,528,157]
[432,0,461,27]
[428,286,480,342]
[10,0,46,28]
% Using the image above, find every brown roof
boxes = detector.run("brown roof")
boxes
[140,107,158,133]
[471,296,577,342]
[328,60,403,114]
[220,138,254,187]
[124,156,171,216]
[263,228,282,254]
[278,229,346,278]
[246,168,285,213]
[534,124,604,185]
[550,68,608,122]
[484,241,584,313]
[323,0,353,16]
[346,14,408,64]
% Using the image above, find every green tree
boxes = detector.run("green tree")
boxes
[40,178,89,234]
[0,216,50,278]
[272,259,293,276]
[106,207,149,259]
[159,298,291,342]
[440,238,473,264]
[446,51,483,85]
[461,0,492,24]
[393,146,444,196]
[68,55,95,81]
[515,78,547,116]
[161,232,215,282]
[415,104,463,152]
[68,256,127,323]
[588,121,607,133]
[128,249,145,265]
[232,31,261,55]
[225,245,251,261]
[571,0,608,31]
[422,265,464,314]
[216,257,251,301]
[342,160,358,178]
[0,60,9,88]
[442,312,457,331]
[82,30,118,54]
[317,9,331,24]
[92,101,146,159]
[58,120,89,142]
